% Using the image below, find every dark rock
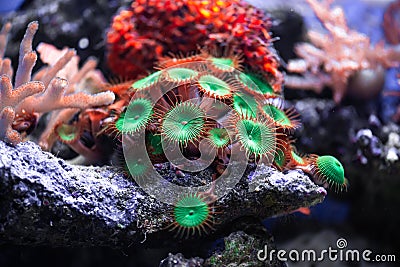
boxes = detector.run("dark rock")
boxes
[160,253,204,267]
[292,98,364,157]
[161,222,286,267]
[1,0,131,74]
[0,140,325,248]
[205,229,285,267]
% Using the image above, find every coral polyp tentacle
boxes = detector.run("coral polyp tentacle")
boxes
[207,127,230,149]
[310,155,348,192]
[234,115,277,160]
[130,71,162,91]
[116,97,153,134]
[197,74,233,99]
[55,122,82,144]
[106,0,283,90]
[157,53,206,69]
[232,91,259,119]
[238,73,276,97]
[162,67,199,84]
[288,147,309,168]
[161,101,206,144]
[168,193,216,238]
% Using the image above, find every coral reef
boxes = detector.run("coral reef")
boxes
[106,0,283,91]
[102,53,348,199]
[1,6,349,195]
[0,2,361,264]
[0,22,115,149]
[285,0,400,103]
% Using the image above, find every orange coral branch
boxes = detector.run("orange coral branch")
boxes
[286,0,400,103]
[16,77,114,114]
[1,21,115,148]
[0,22,11,58]
[0,58,12,77]
[15,21,38,87]
[0,75,45,108]
[0,107,21,145]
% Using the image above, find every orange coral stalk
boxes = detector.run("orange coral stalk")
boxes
[286,0,400,103]
[0,22,11,59]
[16,77,115,114]
[35,46,76,88]
[0,75,45,108]
[0,107,21,145]
[15,21,39,87]
[0,58,12,77]
[15,51,37,87]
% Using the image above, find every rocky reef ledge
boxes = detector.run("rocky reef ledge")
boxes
[0,141,325,248]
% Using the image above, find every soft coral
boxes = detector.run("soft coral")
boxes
[0,21,115,146]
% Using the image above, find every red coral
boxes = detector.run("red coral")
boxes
[106,0,282,92]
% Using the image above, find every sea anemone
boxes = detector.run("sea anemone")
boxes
[262,98,300,132]
[167,193,216,238]
[115,98,153,134]
[234,116,277,160]
[197,74,234,99]
[161,101,206,145]
[309,155,348,191]
[207,128,230,149]
[55,122,82,144]
[232,91,259,119]
[131,71,162,91]
[238,73,276,98]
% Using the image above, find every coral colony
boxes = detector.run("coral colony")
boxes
[106,0,283,90]
[0,0,348,237]
[285,0,400,103]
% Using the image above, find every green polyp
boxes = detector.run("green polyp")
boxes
[291,150,305,165]
[239,73,274,95]
[166,67,198,82]
[56,124,79,142]
[198,74,231,98]
[274,149,285,168]
[263,104,291,126]
[233,92,258,118]
[316,155,346,186]
[116,98,153,134]
[208,128,229,148]
[236,119,275,156]
[211,57,234,71]
[162,102,205,144]
[131,71,161,90]
[146,133,163,155]
[174,194,210,228]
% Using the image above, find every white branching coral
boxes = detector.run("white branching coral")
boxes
[285,0,400,103]
[0,21,115,145]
